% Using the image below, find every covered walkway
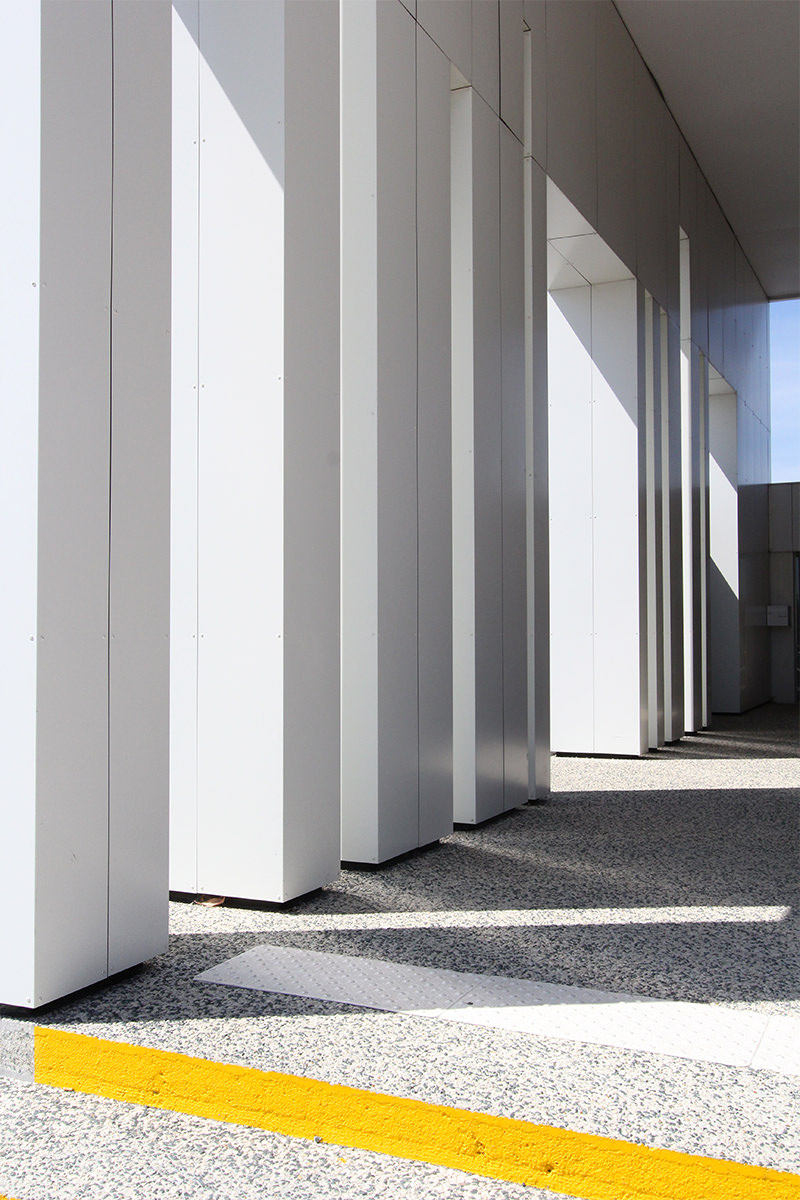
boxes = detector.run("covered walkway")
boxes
[1,704,798,1199]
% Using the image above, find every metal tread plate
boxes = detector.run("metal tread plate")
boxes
[197,945,799,1075]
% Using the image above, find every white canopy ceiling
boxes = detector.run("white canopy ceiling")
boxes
[614,0,800,300]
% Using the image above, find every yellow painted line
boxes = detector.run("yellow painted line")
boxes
[35,1027,800,1200]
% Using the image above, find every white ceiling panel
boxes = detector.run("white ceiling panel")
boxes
[614,0,800,299]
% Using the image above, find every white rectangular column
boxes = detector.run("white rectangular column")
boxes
[699,355,710,726]
[0,0,170,1007]
[170,0,341,901]
[680,232,697,729]
[644,293,665,748]
[708,379,740,713]
[452,86,506,823]
[499,123,529,808]
[169,0,200,894]
[416,26,455,847]
[663,313,685,740]
[548,276,646,757]
[548,284,594,753]
[592,280,647,756]
[341,0,453,863]
[107,0,172,971]
[680,233,706,732]
[451,87,528,820]
[523,145,550,799]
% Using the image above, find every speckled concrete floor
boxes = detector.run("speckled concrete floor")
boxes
[1,703,797,1200]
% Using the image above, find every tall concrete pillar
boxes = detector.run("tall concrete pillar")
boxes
[451,85,528,822]
[680,232,707,732]
[645,291,666,749]
[548,258,647,757]
[169,0,341,901]
[340,0,453,862]
[523,142,551,799]
[663,312,685,741]
[0,0,171,1007]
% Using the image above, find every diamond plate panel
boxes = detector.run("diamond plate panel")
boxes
[199,944,790,1073]
[750,1014,800,1077]
[198,944,475,1012]
[442,976,769,1066]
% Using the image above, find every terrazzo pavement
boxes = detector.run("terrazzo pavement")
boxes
[1,703,798,1199]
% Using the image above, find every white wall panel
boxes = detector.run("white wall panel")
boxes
[545,0,596,229]
[736,248,769,427]
[184,0,340,899]
[524,157,550,797]
[499,0,524,140]
[3,0,170,1007]
[686,338,707,730]
[470,92,504,823]
[638,285,654,744]
[196,1,286,897]
[451,86,477,820]
[709,387,740,712]
[550,269,644,756]
[33,0,112,1005]
[737,398,771,712]
[416,27,454,846]
[595,1,636,275]
[644,294,664,749]
[691,180,710,357]
[664,314,684,738]
[500,122,528,806]
[707,197,733,374]
[169,0,200,893]
[634,58,668,312]
[107,0,171,972]
[282,0,341,895]
[733,244,753,411]
[375,0,419,860]
[679,139,698,251]
[721,230,740,388]
[680,233,692,731]
[341,0,380,864]
[417,0,470,82]
[548,286,594,752]
[681,322,703,733]
[592,280,646,755]
[699,180,771,721]
[472,0,500,115]
[523,0,546,170]
[698,354,710,726]
[664,119,681,326]
[472,93,503,825]
[342,0,450,862]
[452,88,505,822]
[0,0,41,1006]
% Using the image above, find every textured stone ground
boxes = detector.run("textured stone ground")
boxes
[1,703,797,1199]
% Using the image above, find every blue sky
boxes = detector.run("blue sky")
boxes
[770,298,800,483]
